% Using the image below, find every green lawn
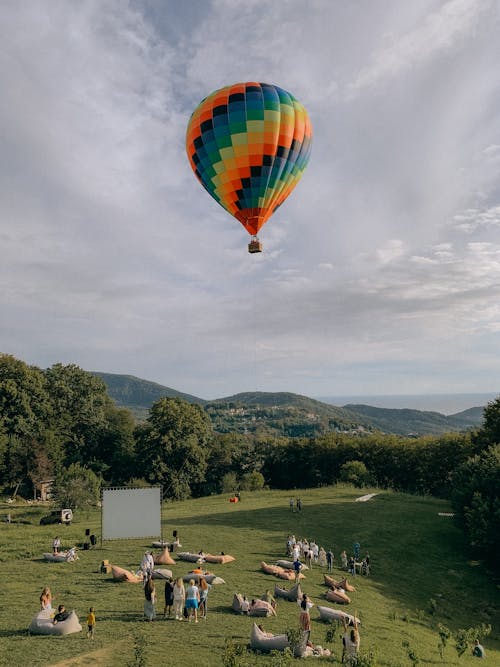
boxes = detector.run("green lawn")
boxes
[0,486,498,666]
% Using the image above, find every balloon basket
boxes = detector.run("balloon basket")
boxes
[248,238,263,254]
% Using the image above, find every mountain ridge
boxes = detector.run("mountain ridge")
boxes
[93,372,486,436]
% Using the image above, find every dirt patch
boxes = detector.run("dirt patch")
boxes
[50,645,120,667]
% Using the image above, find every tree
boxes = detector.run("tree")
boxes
[134,398,212,500]
[450,444,500,569]
[339,460,371,488]
[44,363,114,467]
[53,463,101,509]
[475,395,500,448]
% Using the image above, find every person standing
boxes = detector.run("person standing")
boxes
[296,498,302,512]
[173,577,185,621]
[326,549,334,572]
[144,576,156,621]
[198,576,210,619]
[164,577,174,618]
[299,598,311,643]
[52,536,61,554]
[86,607,96,639]
[185,578,200,623]
[293,558,303,583]
[342,619,360,664]
[289,498,294,512]
[40,587,54,611]
[340,550,348,570]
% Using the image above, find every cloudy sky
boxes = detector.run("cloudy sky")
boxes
[1,0,500,401]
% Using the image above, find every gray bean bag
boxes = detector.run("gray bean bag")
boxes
[177,552,205,563]
[151,568,173,580]
[29,609,82,636]
[317,605,360,625]
[249,623,289,651]
[249,624,308,656]
[276,559,309,570]
[274,582,303,601]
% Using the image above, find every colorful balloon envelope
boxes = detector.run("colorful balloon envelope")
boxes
[186,82,312,252]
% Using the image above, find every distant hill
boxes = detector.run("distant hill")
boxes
[94,372,485,436]
[93,372,205,419]
[344,404,484,436]
[205,392,371,436]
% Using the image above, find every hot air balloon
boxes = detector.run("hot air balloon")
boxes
[186,82,312,253]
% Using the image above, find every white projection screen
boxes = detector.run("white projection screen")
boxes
[102,487,162,540]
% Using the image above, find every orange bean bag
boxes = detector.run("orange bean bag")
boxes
[204,553,236,564]
[111,565,143,583]
[229,496,239,503]
[153,546,176,566]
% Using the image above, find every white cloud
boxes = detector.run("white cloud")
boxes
[1,0,500,398]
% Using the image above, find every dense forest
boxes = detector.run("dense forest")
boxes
[1,353,499,571]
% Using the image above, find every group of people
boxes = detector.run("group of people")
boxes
[288,497,303,512]
[39,586,95,638]
[143,575,210,623]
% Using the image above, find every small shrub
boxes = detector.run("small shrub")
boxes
[222,639,247,667]
[437,623,451,659]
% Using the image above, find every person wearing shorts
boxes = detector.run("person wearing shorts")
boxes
[185,579,200,623]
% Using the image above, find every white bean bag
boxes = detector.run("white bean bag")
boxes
[250,623,289,651]
[232,593,245,613]
[28,609,82,636]
[177,552,205,563]
[151,568,173,580]
[317,605,360,625]
[43,552,78,562]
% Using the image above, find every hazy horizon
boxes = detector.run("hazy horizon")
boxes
[317,392,498,415]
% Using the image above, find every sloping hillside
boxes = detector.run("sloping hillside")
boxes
[344,404,484,435]
[93,372,206,419]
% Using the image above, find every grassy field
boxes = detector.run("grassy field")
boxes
[0,486,498,666]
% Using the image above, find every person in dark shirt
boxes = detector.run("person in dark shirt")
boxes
[53,604,70,623]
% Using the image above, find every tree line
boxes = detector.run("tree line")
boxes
[1,353,498,570]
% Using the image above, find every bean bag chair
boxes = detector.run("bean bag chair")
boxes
[275,559,308,570]
[111,565,143,583]
[204,553,235,564]
[326,588,351,604]
[261,561,305,581]
[43,550,78,562]
[249,624,308,656]
[249,600,276,617]
[229,496,239,503]
[274,583,303,602]
[250,623,288,651]
[317,605,360,625]
[151,568,173,580]
[154,546,175,566]
[323,574,356,592]
[28,609,82,636]
[182,573,225,585]
[152,540,182,550]
[232,593,245,613]
[177,552,205,563]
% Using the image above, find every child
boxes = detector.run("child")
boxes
[86,607,96,639]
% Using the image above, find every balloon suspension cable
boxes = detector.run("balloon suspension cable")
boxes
[248,235,263,254]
